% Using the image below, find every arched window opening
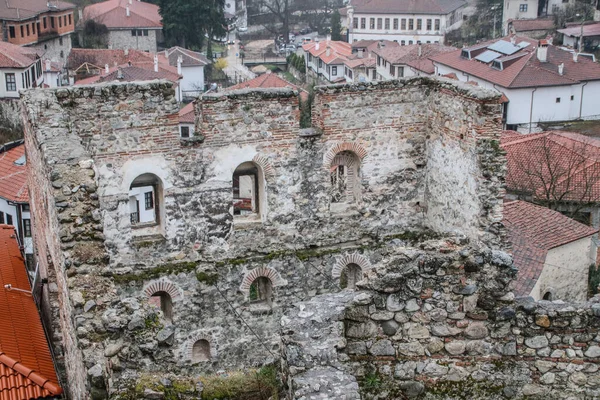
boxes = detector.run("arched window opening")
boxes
[249,276,273,305]
[340,263,362,290]
[543,291,553,301]
[129,173,162,227]
[192,339,211,362]
[330,151,360,205]
[149,291,173,322]
[233,162,265,220]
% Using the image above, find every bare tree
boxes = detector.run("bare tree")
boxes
[505,134,600,222]
[257,0,291,41]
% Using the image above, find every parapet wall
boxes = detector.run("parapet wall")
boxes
[21,77,506,399]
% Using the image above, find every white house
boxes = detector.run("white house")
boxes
[341,0,467,45]
[302,40,354,83]
[431,35,600,131]
[42,59,65,88]
[504,200,597,302]
[503,0,576,34]
[0,141,33,266]
[373,43,455,80]
[178,103,196,138]
[163,47,209,99]
[0,42,43,99]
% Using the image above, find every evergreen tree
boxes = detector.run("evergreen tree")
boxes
[330,10,342,41]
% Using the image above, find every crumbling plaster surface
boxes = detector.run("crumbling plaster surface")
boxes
[21,77,507,399]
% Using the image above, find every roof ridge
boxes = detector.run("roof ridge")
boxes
[0,352,62,395]
[506,51,536,87]
[501,132,549,147]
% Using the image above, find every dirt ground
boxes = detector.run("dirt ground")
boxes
[243,40,276,57]
[540,120,600,138]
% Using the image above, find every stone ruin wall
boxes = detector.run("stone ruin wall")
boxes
[21,77,507,399]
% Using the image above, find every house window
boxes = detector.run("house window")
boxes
[132,29,136,36]
[63,15,67,26]
[149,291,173,321]
[372,69,376,79]
[570,95,574,101]
[43,17,47,29]
[519,4,528,12]
[384,18,390,30]
[408,19,414,30]
[32,23,35,34]
[59,37,63,46]
[360,18,366,29]
[129,174,162,226]
[340,263,362,290]
[330,151,361,204]
[370,18,375,29]
[376,17,382,29]
[26,24,30,36]
[543,291,553,300]
[353,17,358,29]
[401,40,406,45]
[50,17,55,28]
[143,29,148,36]
[249,276,273,305]
[319,59,323,68]
[180,126,191,138]
[0,212,4,224]
[377,56,381,66]
[393,18,398,30]
[398,66,404,77]
[401,18,406,30]
[408,40,413,44]
[6,214,13,226]
[556,97,561,103]
[390,64,395,76]
[417,19,422,30]
[22,204,30,212]
[9,26,15,38]
[233,162,265,219]
[192,340,211,362]
[331,66,337,76]
[5,73,16,91]
[427,19,432,30]
[58,16,62,27]
[435,19,440,30]
[68,14,72,25]
[60,50,64,58]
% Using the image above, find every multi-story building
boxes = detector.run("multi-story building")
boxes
[0,41,43,99]
[341,0,467,44]
[373,43,455,80]
[502,0,576,34]
[302,40,354,83]
[0,0,75,62]
[81,0,163,52]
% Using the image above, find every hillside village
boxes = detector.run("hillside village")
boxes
[2,0,600,399]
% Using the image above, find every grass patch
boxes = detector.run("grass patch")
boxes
[199,366,281,400]
[282,72,298,84]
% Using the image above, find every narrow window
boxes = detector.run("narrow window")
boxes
[427,19,432,30]
[32,23,35,35]
[192,340,211,362]
[435,19,440,30]
[330,150,361,204]
[24,218,32,238]
[384,18,389,30]
[372,69,376,79]
[408,19,414,30]
[556,97,561,103]
[149,291,173,321]
[393,18,398,30]
[9,26,15,38]
[570,95,574,101]
[51,17,55,29]
[353,17,358,29]
[0,212,5,224]
[401,40,406,45]
[360,18,365,29]
[398,66,404,77]
[60,50,64,58]
[180,126,190,138]
[143,29,148,36]
[144,191,154,210]
[417,19,422,30]
[390,64,395,76]
[408,40,413,45]
[43,17,47,29]
[370,18,375,29]
[233,162,264,219]
[59,37,63,46]
[340,263,362,290]
[249,276,273,305]
[132,29,136,36]
[401,18,406,30]
[5,73,16,91]
[68,14,72,25]
[26,25,30,36]
[332,66,337,76]
[7,215,13,226]
[137,29,143,36]
[59,16,62,28]
[129,174,162,227]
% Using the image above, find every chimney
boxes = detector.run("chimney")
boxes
[537,40,548,62]
[117,67,124,79]
[326,47,331,57]
[164,49,168,57]
[315,42,320,50]
[124,48,129,56]
[357,49,364,58]
[128,0,132,3]
[154,54,158,72]
[177,55,183,75]
[546,35,553,45]
[573,52,579,62]
[126,5,130,17]
[326,34,331,41]
[45,59,51,72]
[510,36,516,44]
[418,44,422,57]
[105,63,109,74]
[558,63,564,75]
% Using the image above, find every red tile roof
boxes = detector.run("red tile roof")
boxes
[0,143,28,204]
[373,43,455,74]
[504,200,598,296]
[178,103,195,124]
[83,0,162,29]
[163,47,209,67]
[509,18,555,32]
[0,0,75,21]
[0,42,41,69]
[75,63,180,85]
[558,22,600,38]
[0,225,62,399]
[431,35,600,88]
[340,0,465,15]
[501,131,600,203]
[302,40,353,65]
[67,48,156,70]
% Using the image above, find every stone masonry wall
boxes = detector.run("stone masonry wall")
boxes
[21,77,505,399]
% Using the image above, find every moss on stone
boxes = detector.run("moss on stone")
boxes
[427,378,504,399]
[196,271,219,285]
[112,261,198,283]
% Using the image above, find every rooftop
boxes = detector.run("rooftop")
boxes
[75,63,180,85]
[82,0,162,29]
[0,0,74,21]
[0,142,28,204]
[373,43,455,74]
[504,200,598,296]
[340,0,466,15]
[227,72,308,99]
[164,47,209,68]
[67,48,157,70]
[178,103,195,124]
[302,40,353,65]
[558,22,600,38]
[0,224,62,399]
[0,42,41,69]
[509,18,555,32]
[431,35,600,88]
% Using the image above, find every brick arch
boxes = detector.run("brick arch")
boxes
[239,267,287,295]
[252,154,275,182]
[185,331,218,362]
[143,279,183,302]
[331,253,372,279]
[323,142,368,170]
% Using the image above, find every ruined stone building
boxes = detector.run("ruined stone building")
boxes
[20,77,600,399]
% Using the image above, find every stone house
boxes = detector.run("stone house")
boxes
[0,0,75,62]
[507,18,555,39]
[340,0,466,44]
[431,35,600,131]
[504,200,598,302]
[81,0,163,52]
[502,0,575,34]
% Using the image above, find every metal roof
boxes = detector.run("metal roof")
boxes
[475,50,502,63]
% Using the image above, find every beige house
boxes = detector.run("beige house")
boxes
[504,200,598,302]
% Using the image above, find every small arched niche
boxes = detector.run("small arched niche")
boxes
[128,173,163,229]
[329,151,361,207]
[232,161,266,221]
[340,263,363,290]
[192,339,211,363]
[249,276,273,305]
[148,291,173,322]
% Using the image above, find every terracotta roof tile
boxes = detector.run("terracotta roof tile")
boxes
[0,0,75,21]
[341,0,466,14]
[510,18,555,32]
[0,225,62,399]
[302,40,353,64]
[0,143,28,203]
[558,22,600,38]
[164,47,209,67]
[227,73,309,101]
[75,62,180,85]
[83,0,161,29]
[67,48,156,70]
[373,43,455,74]
[178,103,195,124]
[504,200,598,296]
[0,42,41,69]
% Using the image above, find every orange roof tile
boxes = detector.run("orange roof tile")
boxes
[83,0,161,29]
[0,42,41,69]
[302,40,353,65]
[178,103,195,124]
[0,143,28,203]
[504,200,598,296]
[0,225,62,399]
[227,72,309,101]
[373,43,455,74]
[0,0,74,21]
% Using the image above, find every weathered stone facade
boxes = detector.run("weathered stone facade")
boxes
[0,99,23,141]
[21,77,512,399]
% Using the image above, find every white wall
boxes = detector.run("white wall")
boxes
[503,0,539,31]
[0,64,43,99]
[530,236,592,302]
[179,123,195,137]
[547,0,575,14]
[129,185,156,224]
[36,34,72,62]
[181,65,205,94]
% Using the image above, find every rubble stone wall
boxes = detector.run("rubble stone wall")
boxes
[21,77,505,399]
